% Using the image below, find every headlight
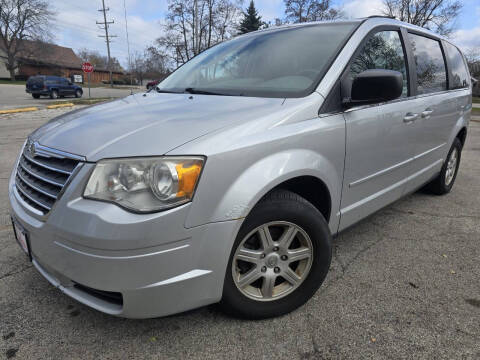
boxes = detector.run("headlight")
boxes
[83,156,204,212]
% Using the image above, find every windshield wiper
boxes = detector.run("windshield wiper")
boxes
[184,87,237,96]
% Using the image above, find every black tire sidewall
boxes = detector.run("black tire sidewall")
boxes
[221,194,332,319]
[439,138,462,193]
[75,90,82,98]
[50,90,58,99]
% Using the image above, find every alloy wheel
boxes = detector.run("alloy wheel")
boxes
[445,147,458,186]
[232,221,313,301]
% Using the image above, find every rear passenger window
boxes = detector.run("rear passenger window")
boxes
[444,42,469,89]
[350,31,408,97]
[408,33,447,95]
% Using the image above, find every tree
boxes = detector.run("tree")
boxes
[284,0,343,23]
[0,0,54,80]
[464,47,480,78]
[239,0,262,34]
[156,0,242,67]
[76,48,123,72]
[383,0,462,36]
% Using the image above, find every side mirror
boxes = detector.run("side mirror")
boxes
[349,69,403,105]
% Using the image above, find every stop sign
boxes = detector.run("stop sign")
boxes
[82,62,94,73]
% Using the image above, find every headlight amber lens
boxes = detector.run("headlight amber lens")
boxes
[84,157,204,212]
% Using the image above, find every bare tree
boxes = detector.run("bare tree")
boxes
[0,0,54,80]
[464,47,480,78]
[76,48,123,72]
[156,0,242,67]
[284,0,343,23]
[143,46,170,80]
[383,0,462,36]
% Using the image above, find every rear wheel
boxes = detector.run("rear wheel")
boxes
[50,90,58,99]
[32,94,40,99]
[220,190,332,319]
[75,89,82,98]
[425,138,462,195]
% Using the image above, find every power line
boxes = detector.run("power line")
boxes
[97,0,117,87]
[123,0,133,86]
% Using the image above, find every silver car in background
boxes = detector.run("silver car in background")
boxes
[9,17,471,319]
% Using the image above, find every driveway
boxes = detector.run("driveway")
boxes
[0,108,479,359]
[0,84,143,109]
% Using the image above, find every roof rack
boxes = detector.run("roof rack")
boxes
[366,15,396,19]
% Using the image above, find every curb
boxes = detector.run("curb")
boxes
[46,103,74,109]
[0,107,38,114]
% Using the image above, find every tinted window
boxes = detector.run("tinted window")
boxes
[350,30,408,97]
[408,33,447,95]
[444,42,469,89]
[159,23,359,98]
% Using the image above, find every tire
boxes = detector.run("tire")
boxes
[220,189,332,319]
[425,138,462,195]
[146,85,152,90]
[75,89,82,98]
[32,94,40,99]
[50,90,58,99]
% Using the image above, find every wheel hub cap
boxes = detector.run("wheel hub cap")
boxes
[232,221,313,302]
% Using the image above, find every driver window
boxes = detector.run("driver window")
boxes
[350,31,408,97]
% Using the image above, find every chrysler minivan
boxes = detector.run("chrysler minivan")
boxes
[9,17,471,319]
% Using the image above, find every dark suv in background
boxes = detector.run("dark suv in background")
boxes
[26,75,83,99]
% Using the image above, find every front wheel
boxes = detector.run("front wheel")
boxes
[220,190,332,319]
[75,89,82,98]
[425,138,462,195]
[32,94,40,99]
[49,90,58,99]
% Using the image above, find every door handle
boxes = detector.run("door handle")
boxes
[403,113,418,123]
[421,108,434,118]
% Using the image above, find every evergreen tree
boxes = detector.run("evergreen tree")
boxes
[239,1,263,34]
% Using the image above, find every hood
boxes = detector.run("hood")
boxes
[30,92,284,161]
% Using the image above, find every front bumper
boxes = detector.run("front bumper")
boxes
[9,163,241,318]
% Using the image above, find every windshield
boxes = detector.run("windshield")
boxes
[159,22,359,98]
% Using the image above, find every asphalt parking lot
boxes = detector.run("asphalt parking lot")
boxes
[0,107,479,359]
[0,84,143,110]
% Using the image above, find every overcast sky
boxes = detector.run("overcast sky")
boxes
[53,0,480,67]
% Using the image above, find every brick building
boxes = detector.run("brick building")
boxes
[0,40,123,83]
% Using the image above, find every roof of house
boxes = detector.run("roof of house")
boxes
[1,39,123,74]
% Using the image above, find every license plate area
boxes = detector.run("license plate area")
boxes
[11,217,31,261]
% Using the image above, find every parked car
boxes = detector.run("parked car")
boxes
[10,17,471,319]
[146,79,160,90]
[26,75,83,99]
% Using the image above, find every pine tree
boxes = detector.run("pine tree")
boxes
[239,1,263,34]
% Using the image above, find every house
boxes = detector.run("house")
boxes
[0,40,123,83]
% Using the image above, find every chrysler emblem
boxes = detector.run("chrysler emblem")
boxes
[27,139,36,157]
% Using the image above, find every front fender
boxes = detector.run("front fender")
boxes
[186,148,343,234]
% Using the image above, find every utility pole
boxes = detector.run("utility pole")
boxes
[97,0,117,88]
[123,0,133,89]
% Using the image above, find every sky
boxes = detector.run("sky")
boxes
[53,0,480,67]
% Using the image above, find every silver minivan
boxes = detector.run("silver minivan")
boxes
[9,17,471,319]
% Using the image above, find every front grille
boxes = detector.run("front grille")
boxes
[15,143,82,215]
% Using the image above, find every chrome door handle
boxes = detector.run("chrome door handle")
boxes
[403,113,418,123]
[421,108,433,118]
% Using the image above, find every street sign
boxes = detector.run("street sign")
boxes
[82,62,94,73]
[82,62,93,98]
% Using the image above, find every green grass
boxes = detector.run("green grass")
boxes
[472,107,480,116]
[0,79,26,85]
[49,97,114,106]
[472,97,480,104]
